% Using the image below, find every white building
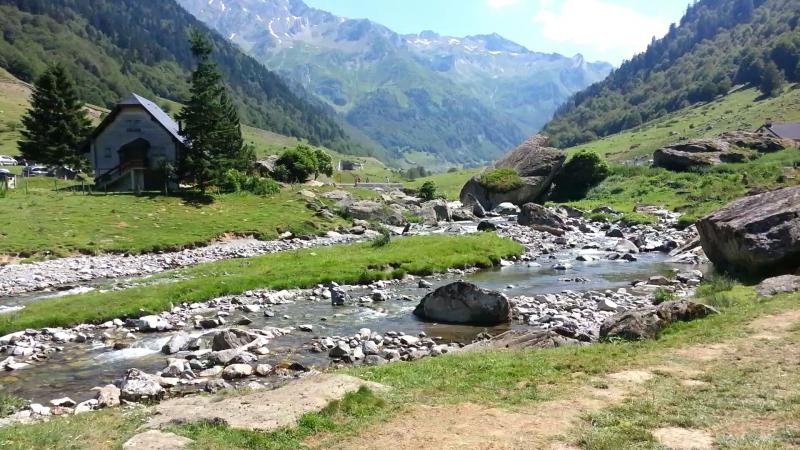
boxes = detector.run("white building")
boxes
[84,94,185,191]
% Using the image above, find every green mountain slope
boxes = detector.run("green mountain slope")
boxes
[178,0,612,165]
[0,0,359,154]
[543,0,800,148]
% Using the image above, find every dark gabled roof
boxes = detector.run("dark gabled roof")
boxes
[118,93,185,143]
[83,93,185,152]
[766,122,800,141]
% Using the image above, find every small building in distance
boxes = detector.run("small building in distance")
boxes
[84,93,185,191]
[338,160,363,171]
[757,121,800,143]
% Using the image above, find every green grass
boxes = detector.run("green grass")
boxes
[477,168,523,193]
[0,393,26,418]
[556,148,800,225]
[405,167,482,200]
[0,233,522,334]
[0,183,350,257]
[568,85,800,162]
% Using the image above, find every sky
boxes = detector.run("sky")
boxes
[302,0,693,65]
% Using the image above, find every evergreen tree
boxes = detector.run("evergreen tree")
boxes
[18,64,92,168]
[177,29,253,192]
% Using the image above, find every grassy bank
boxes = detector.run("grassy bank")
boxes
[0,178,348,257]
[404,167,483,200]
[2,279,798,449]
[0,233,522,334]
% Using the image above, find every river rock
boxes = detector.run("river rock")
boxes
[128,315,172,332]
[221,364,253,380]
[211,329,259,351]
[420,199,451,225]
[652,138,750,171]
[94,384,121,408]
[49,397,76,408]
[329,341,352,358]
[413,281,512,325]
[459,135,565,210]
[697,186,800,276]
[600,301,718,340]
[345,200,407,226]
[477,221,497,232]
[117,369,166,402]
[517,203,566,229]
[755,275,800,297]
[161,332,191,355]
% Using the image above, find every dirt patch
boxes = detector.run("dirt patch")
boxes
[749,309,800,340]
[606,370,653,384]
[653,427,714,450]
[674,343,734,362]
[147,374,386,431]
[122,430,193,450]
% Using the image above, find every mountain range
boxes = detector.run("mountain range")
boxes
[178,0,613,165]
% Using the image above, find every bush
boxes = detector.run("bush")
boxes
[653,288,676,305]
[219,169,280,196]
[273,145,319,183]
[478,168,523,192]
[371,226,392,248]
[418,181,437,201]
[551,151,610,200]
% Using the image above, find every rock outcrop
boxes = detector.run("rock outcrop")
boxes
[696,186,800,276]
[653,131,787,171]
[600,301,718,340]
[345,201,407,226]
[755,274,800,297]
[420,199,451,225]
[413,281,511,325]
[459,135,565,210]
[517,203,567,232]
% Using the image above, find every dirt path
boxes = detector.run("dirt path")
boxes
[328,309,800,450]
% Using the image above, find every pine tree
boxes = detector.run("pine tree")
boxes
[177,29,252,193]
[18,64,92,168]
[760,61,785,97]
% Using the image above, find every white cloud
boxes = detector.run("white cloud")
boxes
[533,0,670,59]
[487,0,520,9]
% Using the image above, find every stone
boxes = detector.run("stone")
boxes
[222,364,254,380]
[128,315,171,332]
[755,275,800,297]
[459,135,566,210]
[198,366,223,377]
[364,355,387,366]
[255,364,273,376]
[477,221,497,232]
[606,228,624,238]
[420,199,451,225]
[362,340,380,355]
[94,384,121,408]
[329,341,352,358]
[204,379,232,393]
[598,298,619,312]
[413,281,512,325]
[652,138,753,171]
[161,332,191,355]
[298,324,314,332]
[330,287,348,306]
[49,397,76,408]
[517,203,566,230]
[116,368,166,402]
[211,329,259,351]
[494,202,520,215]
[600,301,718,340]
[418,279,433,289]
[718,130,786,153]
[74,399,98,414]
[345,201,406,226]
[122,430,193,450]
[697,186,800,277]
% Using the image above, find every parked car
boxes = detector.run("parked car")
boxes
[0,155,17,166]
[22,165,49,176]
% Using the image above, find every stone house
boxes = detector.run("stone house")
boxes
[84,94,185,191]
[757,121,800,142]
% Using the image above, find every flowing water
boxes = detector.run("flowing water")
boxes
[0,247,686,404]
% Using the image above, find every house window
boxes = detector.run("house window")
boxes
[125,119,142,132]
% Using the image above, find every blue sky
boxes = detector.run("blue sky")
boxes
[303,0,692,65]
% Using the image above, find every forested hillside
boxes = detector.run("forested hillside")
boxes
[0,0,359,154]
[543,0,800,148]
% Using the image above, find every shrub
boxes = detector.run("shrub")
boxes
[551,151,610,200]
[653,288,676,305]
[371,227,392,248]
[219,169,280,196]
[418,181,437,201]
[273,145,319,183]
[478,168,523,192]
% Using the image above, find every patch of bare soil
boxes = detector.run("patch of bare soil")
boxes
[652,427,714,450]
[147,374,386,431]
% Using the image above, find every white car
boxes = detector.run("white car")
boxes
[0,155,18,166]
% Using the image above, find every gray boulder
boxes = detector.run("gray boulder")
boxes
[116,369,165,402]
[211,329,259,351]
[600,301,718,340]
[459,135,565,210]
[755,275,800,297]
[718,131,786,153]
[653,137,755,171]
[127,315,172,332]
[517,203,566,229]
[420,199,451,225]
[161,332,191,355]
[697,186,800,276]
[345,201,406,226]
[413,281,511,325]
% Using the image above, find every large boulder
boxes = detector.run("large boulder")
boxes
[600,301,718,340]
[116,369,166,402]
[755,275,800,297]
[345,200,407,226]
[696,186,800,277]
[718,131,787,153]
[517,203,566,229]
[652,138,742,171]
[413,281,511,325]
[420,199,451,226]
[459,135,565,210]
[211,329,261,351]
